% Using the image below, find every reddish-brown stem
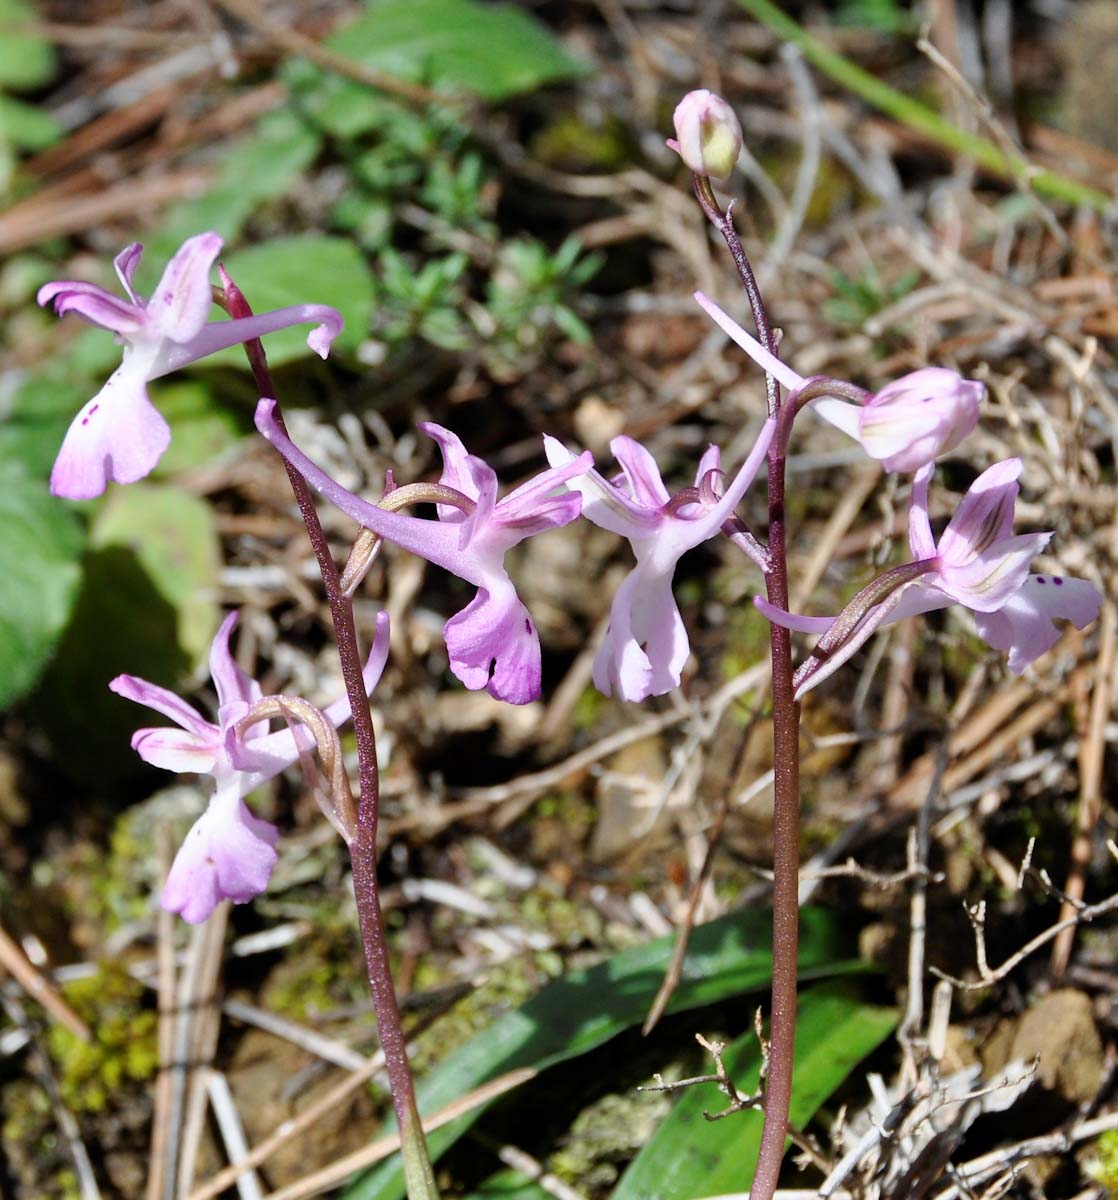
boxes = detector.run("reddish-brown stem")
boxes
[217,279,435,1193]
[695,177,800,1200]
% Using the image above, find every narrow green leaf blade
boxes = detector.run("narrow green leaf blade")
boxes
[345,907,861,1200]
[613,980,897,1200]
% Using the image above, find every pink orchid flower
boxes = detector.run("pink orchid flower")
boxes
[110,609,389,923]
[757,460,1100,695]
[39,234,344,499]
[670,89,743,181]
[544,422,774,702]
[255,399,593,705]
[694,291,982,472]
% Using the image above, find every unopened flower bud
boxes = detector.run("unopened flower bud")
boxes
[671,89,743,180]
[813,367,983,473]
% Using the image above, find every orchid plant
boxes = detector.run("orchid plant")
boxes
[37,87,1102,1200]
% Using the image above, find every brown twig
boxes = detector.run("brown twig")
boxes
[0,922,90,1043]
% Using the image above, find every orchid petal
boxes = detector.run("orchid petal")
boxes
[753,597,834,634]
[420,422,481,512]
[161,791,279,924]
[907,465,937,561]
[131,727,219,774]
[208,611,262,712]
[810,398,863,442]
[594,566,689,702]
[110,673,216,739]
[937,459,1022,565]
[148,232,223,342]
[542,436,660,537]
[973,574,1101,673]
[444,584,541,704]
[611,436,671,508]
[495,449,593,536]
[50,364,171,499]
[37,280,145,335]
[936,531,1050,612]
[695,444,721,486]
[114,243,143,302]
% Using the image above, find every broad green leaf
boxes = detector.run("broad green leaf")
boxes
[215,234,374,365]
[0,460,83,709]
[613,981,897,1200]
[149,381,245,477]
[0,374,86,479]
[146,110,321,265]
[327,0,588,102]
[346,906,861,1200]
[90,484,221,666]
[0,92,60,149]
[0,0,55,90]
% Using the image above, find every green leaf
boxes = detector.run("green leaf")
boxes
[345,906,862,1200]
[613,981,897,1200]
[0,92,60,150]
[149,381,246,477]
[215,235,374,365]
[146,110,321,265]
[0,461,83,710]
[0,0,55,90]
[326,0,588,102]
[90,484,221,666]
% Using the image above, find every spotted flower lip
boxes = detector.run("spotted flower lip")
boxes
[110,609,390,923]
[255,399,593,705]
[693,291,983,472]
[39,234,344,500]
[755,459,1101,695]
[544,421,774,702]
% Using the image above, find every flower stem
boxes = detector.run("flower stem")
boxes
[219,280,438,1199]
[697,184,800,1200]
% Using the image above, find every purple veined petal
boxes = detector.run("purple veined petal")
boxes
[50,365,171,499]
[936,458,1023,566]
[443,582,542,704]
[419,422,481,515]
[973,574,1101,673]
[611,436,671,508]
[936,531,1050,613]
[131,726,220,774]
[455,456,499,551]
[855,400,950,469]
[38,280,146,336]
[161,790,279,924]
[692,290,804,391]
[907,464,937,562]
[542,436,661,538]
[593,564,690,702]
[110,673,217,740]
[155,304,345,377]
[114,243,144,303]
[255,399,478,581]
[208,611,262,713]
[148,232,223,343]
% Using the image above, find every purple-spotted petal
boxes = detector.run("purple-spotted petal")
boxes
[161,792,279,924]
[114,243,143,302]
[973,574,1101,673]
[50,365,171,498]
[148,232,223,342]
[443,584,541,705]
[37,280,145,336]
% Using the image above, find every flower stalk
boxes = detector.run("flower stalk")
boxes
[217,273,439,1199]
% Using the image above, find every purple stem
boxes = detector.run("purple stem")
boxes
[697,177,799,1200]
[217,279,435,1191]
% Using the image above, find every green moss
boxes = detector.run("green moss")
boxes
[530,114,634,172]
[45,966,158,1114]
[1089,1128,1118,1190]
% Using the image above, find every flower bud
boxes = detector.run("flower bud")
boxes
[671,89,743,180]
[813,367,983,473]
